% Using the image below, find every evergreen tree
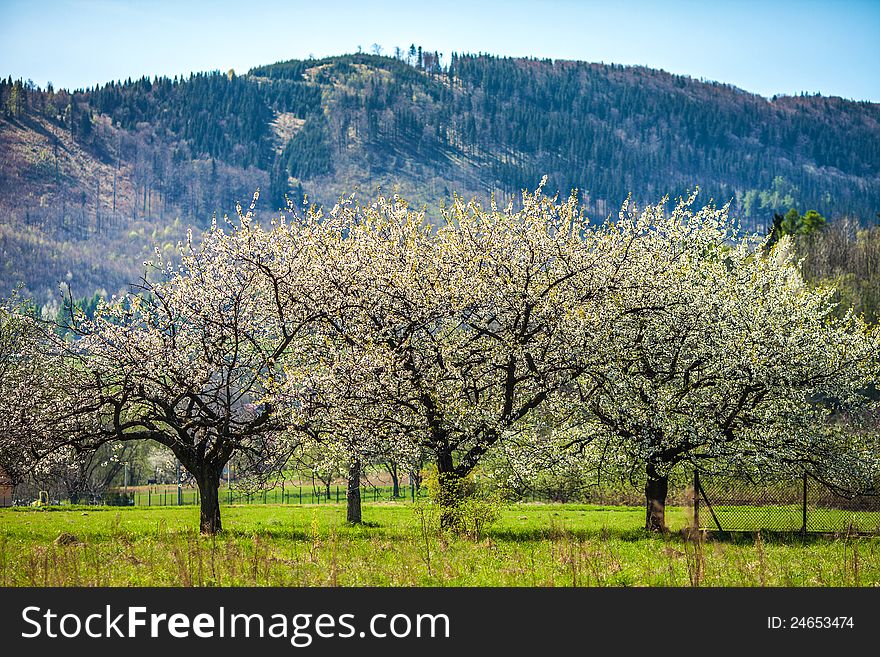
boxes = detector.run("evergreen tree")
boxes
[6,79,24,117]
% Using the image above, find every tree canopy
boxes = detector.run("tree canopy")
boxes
[3,186,878,533]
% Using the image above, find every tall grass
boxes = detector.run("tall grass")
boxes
[0,504,877,587]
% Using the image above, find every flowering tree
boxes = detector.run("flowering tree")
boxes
[274,211,424,523]
[0,305,38,487]
[576,196,880,531]
[278,185,628,526]
[0,301,96,491]
[68,197,316,533]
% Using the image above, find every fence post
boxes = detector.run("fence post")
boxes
[802,472,808,536]
[693,470,700,532]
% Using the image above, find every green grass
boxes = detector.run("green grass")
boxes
[0,503,877,587]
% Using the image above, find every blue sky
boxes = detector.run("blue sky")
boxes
[1,0,878,101]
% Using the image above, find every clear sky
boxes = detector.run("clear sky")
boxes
[1,0,878,101]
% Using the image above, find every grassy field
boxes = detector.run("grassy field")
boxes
[0,502,877,587]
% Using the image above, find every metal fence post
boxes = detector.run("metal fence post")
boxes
[693,470,700,531]
[802,472,808,536]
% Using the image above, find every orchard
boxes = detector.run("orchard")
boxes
[2,184,878,535]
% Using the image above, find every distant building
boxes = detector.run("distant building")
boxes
[0,466,13,507]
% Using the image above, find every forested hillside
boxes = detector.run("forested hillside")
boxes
[2,51,879,305]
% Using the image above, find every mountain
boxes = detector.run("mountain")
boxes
[1,52,879,306]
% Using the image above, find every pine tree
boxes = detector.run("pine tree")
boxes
[6,79,24,117]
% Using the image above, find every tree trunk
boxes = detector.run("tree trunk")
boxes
[644,461,669,532]
[196,471,222,535]
[386,461,400,498]
[347,457,362,524]
[436,451,463,530]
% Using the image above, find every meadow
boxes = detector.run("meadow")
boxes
[1,502,877,587]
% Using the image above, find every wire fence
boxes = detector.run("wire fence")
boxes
[5,470,879,536]
[696,471,880,534]
[98,483,430,507]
